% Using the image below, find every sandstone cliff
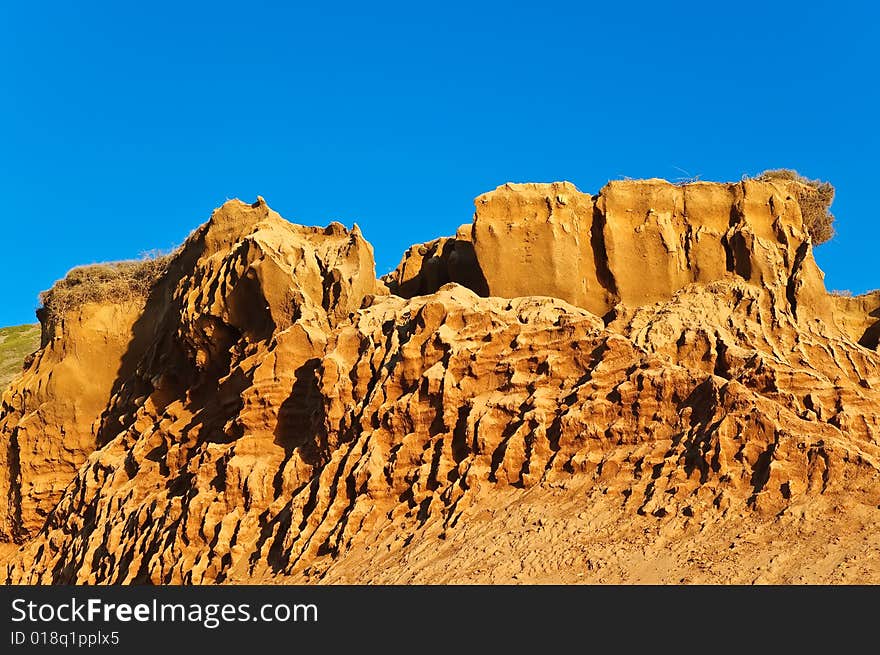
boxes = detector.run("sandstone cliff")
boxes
[1,180,878,584]
[833,290,880,349]
[388,179,833,321]
[0,302,148,544]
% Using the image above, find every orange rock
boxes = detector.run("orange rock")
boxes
[383,224,487,299]
[832,290,880,349]
[2,183,879,585]
[389,178,834,322]
[472,182,612,315]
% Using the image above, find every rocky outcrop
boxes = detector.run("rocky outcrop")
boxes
[597,179,832,319]
[471,182,613,315]
[1,180,878,584]
[0,198,378,546]
[832,290,880,349]
[382,225,487,298]
[388,178,835,322]
[0,301,147,543]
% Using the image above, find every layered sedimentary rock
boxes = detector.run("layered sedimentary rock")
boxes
[1,180,878,584]
[0,197,378,548]
[0,301,148,542]
[833,290,880,349]
[471,181,612,315]
[383,224,487,298]
[391,179,835,321]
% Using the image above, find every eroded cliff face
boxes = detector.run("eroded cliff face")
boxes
[0,301,148,543]
[833,290,880,349]
[390,179,834,322]
[2,180,878,584]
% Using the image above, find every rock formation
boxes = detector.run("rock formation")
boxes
[0,302,147,543]
[382,224,487,298]
[389,179,835,321]
[1,179,878,584]
[833,290,880,349]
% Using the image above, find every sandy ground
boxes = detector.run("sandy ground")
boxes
[267,483,880,585]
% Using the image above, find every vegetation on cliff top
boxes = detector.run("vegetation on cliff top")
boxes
[756,169,836,245]
[39,254,173,321]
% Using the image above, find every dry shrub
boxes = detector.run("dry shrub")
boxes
[756,169,836,245]
[39,253,173,319]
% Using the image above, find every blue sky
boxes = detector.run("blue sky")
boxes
[1,1,877,326]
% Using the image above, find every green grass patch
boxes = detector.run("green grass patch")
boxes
[0,324,41,391]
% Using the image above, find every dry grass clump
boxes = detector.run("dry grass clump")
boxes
[39,253,173,319]
[756,169,836,245]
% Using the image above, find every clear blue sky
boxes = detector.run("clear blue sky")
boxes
[1,1,877,327]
